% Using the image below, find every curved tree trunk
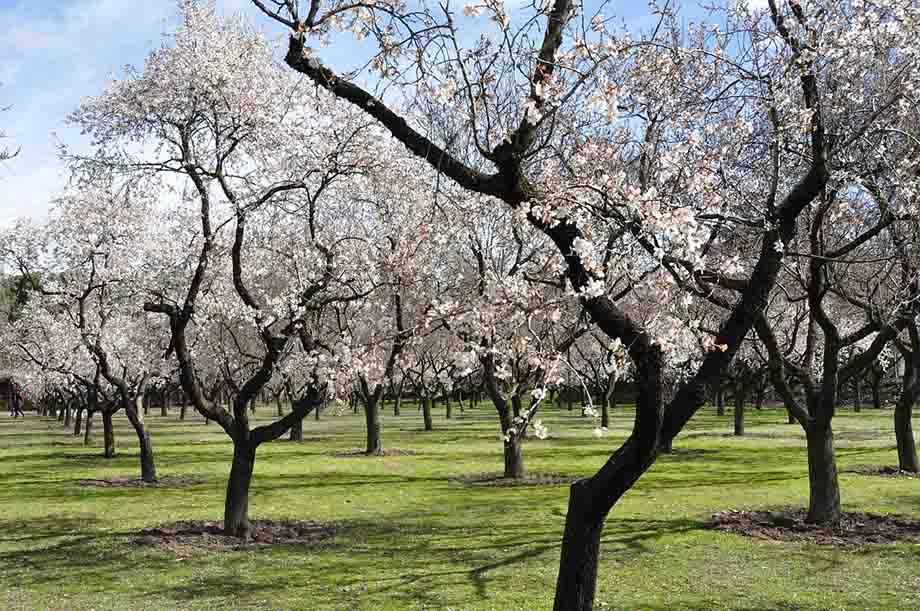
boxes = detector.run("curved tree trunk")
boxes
[224,441,256,537]
[804,424,841,524]
[102,410,116,458]
[895,395,919,472]
[124,403,157,482]
[364,397,381,455]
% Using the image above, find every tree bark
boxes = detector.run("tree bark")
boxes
[445,394,453,420]
[503,434,524,478]
[872,376,883,410]
[179,393,188,420]
[289,412,303,441]
[63,405,72,428]
[600,396,610,429]
[224,441,256,537]
[83,411,94,446]
[804,424,841,524]
[124,403,157,482]
[394,386,402,416]
[102,410,116,458]
[422,397,433,431]
[716,387,726,416]
[364,397,381,455]
[733,382,746,437]
[853,377,862,413]
[895,395,919,472]
[161,392,170,418]
[73,407,83,437]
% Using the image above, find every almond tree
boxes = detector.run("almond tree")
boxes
[249,0,920,606]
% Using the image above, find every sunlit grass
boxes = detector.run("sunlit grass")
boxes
[0,401,917,610]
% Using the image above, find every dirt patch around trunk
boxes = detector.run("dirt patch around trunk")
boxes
[845,465,920,479]
[77,475,206,488]
[327,449,420,457]
[133,519,338,553]
[453,472,578,487]
[708,508,920,545]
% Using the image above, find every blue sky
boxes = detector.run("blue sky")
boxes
[0,0,753,225]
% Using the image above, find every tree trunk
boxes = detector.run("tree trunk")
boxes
[57,404,65,422]
[63,405,72,428]
[422,397,433,431]
[161,392,169,418]
[511,394,527,439]
[657,435,673,454]
[804,424,841,524]
[102,410,116,458]
[124,404,157,483]
[716,388,726,416]
[445,395,453,420]
[733,383,745,437]
[600,397,610,429]
[394,388,402,416]
[364,397,381,455]
[553,481,610,611]
[143,393,149,416]
[872,377,882,410]
[179,393,188,420]
[786,406,796,425]
[289,414,303,441]
[224,441,256,537]
[754,379,765,411]
[83,411,94,446]
[73,407,83,437]
[503,434,524,478]
[853,377,862,413]
[895,395,919,472]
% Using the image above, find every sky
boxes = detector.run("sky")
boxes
[0,0,757,225]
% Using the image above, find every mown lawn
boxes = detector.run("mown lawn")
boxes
[0,401,917,610]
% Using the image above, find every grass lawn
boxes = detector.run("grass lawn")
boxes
[0,401,918,611]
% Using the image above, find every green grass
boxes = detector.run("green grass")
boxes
[0,402,918,610]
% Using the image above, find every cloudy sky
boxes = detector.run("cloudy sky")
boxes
[0,0,760,225]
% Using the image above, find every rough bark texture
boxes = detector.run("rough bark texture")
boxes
[805,425,841,524]
[224,441,256,537]
[289,416,303,441]
[124,404,157,482]
[102,411,116,458]
[422,397,433,431]
[73,407,83,436]
[364,397,381,455]
[716,388,726,416]
[895,396,919,472]
[503,435,524,479]
[83,411,93,445]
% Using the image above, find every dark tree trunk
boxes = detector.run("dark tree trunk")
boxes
[57,405,65,422]
[102,411,116,458]
[179,393,188,420]
[511,394,526,439]
[872,377,882,410]
[422,397,433,431]
[250,397,256,415]
[553,481,616,611]
[143,393,149,416]
[733,383,746,437]
[275,395,284,418]
[657,435,673,453]
[63,405,72,428]
[161,392,169,418]
[224,441,256,537]
[73,407,83,437]
[895,395,919,472]
[394,388,402,416]
[124,404,157,482]
[804,424,841,524]
[786,406,796,424]
[600,397,610,429]
[503,434,524,478]
[445,395,453,420]
[364,397,381,455]
[716,388,726,416]
[853,377,862,413]
[289,413,303,441]
[84,411,94,446]
[754,379,766,411]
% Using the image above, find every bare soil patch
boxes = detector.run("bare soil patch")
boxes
[133,519,338,553]
[328,449,420,457]
[454,472,578,487]
[708,508,920,545]
[846,465,920,479]
[77,475,205,488]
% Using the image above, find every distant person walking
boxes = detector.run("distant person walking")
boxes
[10,386,25,418]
